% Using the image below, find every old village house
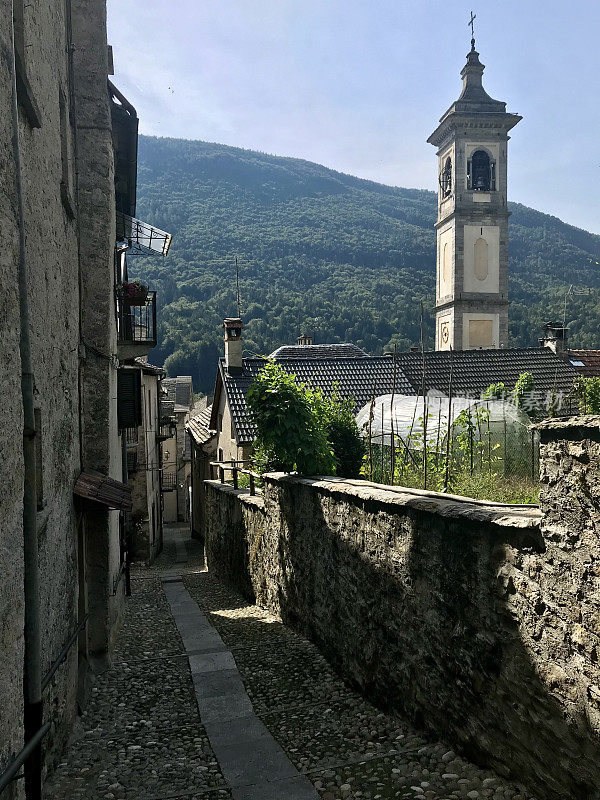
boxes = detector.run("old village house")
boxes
[0,1,170,794]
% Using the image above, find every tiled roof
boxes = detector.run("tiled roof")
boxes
[163,376,193,412]
[133,357,165,376]
[186,405,215,445]
[74,470,132,511]
[396,348,579,399]
[220,356,415,446]
[215,346,581,447]
[268,343,368,360]
[567,350,600,377]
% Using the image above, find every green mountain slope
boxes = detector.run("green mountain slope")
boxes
[132,136,600,393]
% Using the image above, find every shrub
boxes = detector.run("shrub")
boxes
[318,390,365,478]
[247,361,335,475]
[572,376,600,414]
[482,382,506,400]
[512,371,534,410]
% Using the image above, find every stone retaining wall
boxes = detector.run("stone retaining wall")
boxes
[205,417,600,799]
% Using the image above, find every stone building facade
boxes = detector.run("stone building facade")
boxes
[0,1,167,795]
[126,360,165,564]
[428,39,521,351]
[161,376,194,523]
[186,401,216,542]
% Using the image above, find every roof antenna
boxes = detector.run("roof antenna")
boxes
[235,256,241,318]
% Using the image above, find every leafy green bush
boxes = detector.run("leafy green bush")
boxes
[317,390,365,478]
[482,382,506,399]
[246,361,335,475]
[512,371,535,410]
[572,376,600,414]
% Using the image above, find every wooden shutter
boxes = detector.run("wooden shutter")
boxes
[117,369,142,429]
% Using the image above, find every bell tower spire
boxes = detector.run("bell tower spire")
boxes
[427,33,521,351]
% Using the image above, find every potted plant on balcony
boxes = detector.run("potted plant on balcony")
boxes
[118,280,149,306]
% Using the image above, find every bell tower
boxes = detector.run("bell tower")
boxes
[428,33,521,351]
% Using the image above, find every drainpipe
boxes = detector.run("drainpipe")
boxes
[8,4,43,798]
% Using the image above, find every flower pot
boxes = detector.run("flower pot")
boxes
[121,284,148,306]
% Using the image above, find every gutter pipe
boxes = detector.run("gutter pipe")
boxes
[8,5,43,798]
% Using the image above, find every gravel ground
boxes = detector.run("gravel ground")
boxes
[183,570,538,800]
[43,527,537,800]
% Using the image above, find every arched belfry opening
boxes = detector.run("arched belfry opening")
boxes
[467,149,496,191]
[441,156,452,197]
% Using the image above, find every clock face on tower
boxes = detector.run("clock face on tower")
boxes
[440,322,450,346]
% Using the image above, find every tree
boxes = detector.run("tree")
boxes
[247,361,335,475]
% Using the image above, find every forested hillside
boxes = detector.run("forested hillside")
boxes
[132,136,600,393]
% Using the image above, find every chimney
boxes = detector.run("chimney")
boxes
[539,322,569,357]
[224,318,243,374]
[297,333,313,346]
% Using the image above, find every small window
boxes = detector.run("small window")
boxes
[218,414,223,433]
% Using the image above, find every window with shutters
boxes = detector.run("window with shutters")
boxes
[117,369,142,429]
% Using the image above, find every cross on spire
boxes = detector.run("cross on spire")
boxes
[468,11,476,50]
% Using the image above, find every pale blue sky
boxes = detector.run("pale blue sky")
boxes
[107,0,600,233]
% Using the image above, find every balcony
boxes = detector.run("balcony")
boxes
[125,427,139,446]
[162,472,177,491]
[116,290,157,359]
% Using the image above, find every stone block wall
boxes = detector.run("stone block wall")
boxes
[205,427,600,800]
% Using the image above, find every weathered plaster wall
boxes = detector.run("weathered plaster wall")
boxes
[205,455,600,799]
[130,370,162,563]
[0,0,85,785]
[2,0,126,787]
[215,386,249,466]
[0,8,26,785]
[71,0,124,660]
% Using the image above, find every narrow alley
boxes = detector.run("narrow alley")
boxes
[44,527,535,800]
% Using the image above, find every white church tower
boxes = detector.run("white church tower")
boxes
[428,27,521,350]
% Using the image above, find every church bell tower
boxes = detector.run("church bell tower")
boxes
[428,31,521,351]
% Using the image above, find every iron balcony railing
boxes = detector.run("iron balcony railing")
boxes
[162,472,177,491]
[125,426,139,445]
[116,290,157,348]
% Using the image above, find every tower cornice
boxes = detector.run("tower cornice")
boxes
[428,113,522,150]
[434,208,511,229]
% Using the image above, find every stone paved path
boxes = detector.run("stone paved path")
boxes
[44,525,537,800]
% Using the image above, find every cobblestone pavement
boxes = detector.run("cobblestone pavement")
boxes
[44,526,537,800]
